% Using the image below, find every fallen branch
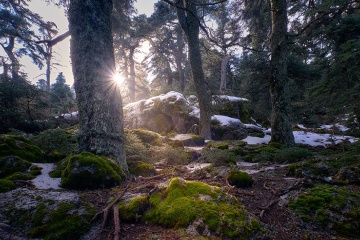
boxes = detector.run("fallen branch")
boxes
[91,180,132,232]
[259,199,280,218]
[277,179,303,196]
[113,205,120,240]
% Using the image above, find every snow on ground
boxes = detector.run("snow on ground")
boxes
[320,124,349,132]
[211,115,242,126]
[241,130,358,146]
[31,163,61,189]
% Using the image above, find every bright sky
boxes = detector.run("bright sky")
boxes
[5,0,158,86]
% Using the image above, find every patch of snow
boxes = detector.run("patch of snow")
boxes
[320,124,349,132]
[241,130,358,147]
[186,163,212,172]
[211,115,242,126]
[62,111,78,119]
[185,146,204,151]
[214,95,249,102]
[31,163,61,189]
[236,161,259,167]
[189,106,200,118]
[170,134,194,141]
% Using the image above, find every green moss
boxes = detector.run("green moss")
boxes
[118,195,149,222]
[129,129,163,146]
[0,135,45,162]
[289,184,360,237]
[144,178,259,238]
[0,179,16,192]
[190,135,205,146]
[198,148,238,166]
[61,152,125,190]
[226,170,253,188]
[128,161,156,177]
[30,202,95,240]
[273,147,313,163]
[5,172,35,181]
[0,156,31,178]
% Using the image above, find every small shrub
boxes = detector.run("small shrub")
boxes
[32,128,78,158]
[226,170,253,188]
[0,179,16,192]
[118,195,149,222]
[273,147,313,163]
[125,131,148,162]
[198,148,238,166]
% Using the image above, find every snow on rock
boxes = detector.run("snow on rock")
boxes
[211,115,242,126]
[320,124,349,132]
[213,95,249,102]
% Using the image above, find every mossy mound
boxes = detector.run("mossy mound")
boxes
[289,184,360,238]
[0,156,31,178]
[128,161,156,177]
[128,129,164,146]
[0,135,45,162]
[6,172,36,181]
[0,179,16,193]
[334,164,360,185]
[60,152,125,190]
[226,170,253,188]
[32,128,78,160]
[29,202,95,240]
[118,195,149,222]
[143,178,259,238]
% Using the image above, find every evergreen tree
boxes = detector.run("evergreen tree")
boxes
[50,72,75,114]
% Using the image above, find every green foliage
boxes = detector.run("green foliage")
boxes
[128,161,156,177]
[6,172,35,181]
[273,147,313,163]
[32,128,78,159]
[0,135,45,162]
[289,185,360,237]
[226,170,253,188]
[124,130,149,162]
[50,72,75,115]
[0,156,31,178]
[30,202,95,240]
[144,178,259,238]
[0,179,16,193]
[60,152,125,190]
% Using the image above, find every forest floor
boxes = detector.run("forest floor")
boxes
[82,158,360,240]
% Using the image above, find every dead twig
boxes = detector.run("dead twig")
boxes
[91,180,132,232]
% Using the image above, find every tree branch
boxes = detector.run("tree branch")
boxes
[35,31,70,47]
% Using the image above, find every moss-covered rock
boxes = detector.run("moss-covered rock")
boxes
[0,179,16,193]
[0,156,31,178]
[334,164,360,185]
[144,178,259,238]
[118,195,149,222]
[5,172,35,181]
[226,170,253,188]
[29,202,95,240]
[0,135,45,162]
[289,184,360,238]
[61,152,125,190]
[128,161,156,177]
[128,129,164,146]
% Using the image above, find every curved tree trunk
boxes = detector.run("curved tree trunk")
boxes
[176,0,212,139]
[69,0,128,172]
[269,0,295,146]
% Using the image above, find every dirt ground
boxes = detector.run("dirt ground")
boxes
[83,161,360,240]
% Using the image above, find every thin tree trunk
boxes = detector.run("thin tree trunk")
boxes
[69,0,128,172]
[220,55,231,93]
[175,25,185,92]
[176,0,212,139]
[269,0,295,146]
[128,46,136,102]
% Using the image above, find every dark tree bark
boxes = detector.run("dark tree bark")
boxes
[175,0,212,139]
[269,0,295,146]
[175,25,186,92]
[128,45,136,102]
[68,0,128,172]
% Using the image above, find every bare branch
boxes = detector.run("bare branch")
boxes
[35,31,70,47]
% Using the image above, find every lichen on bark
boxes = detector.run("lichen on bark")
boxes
[68,0,128,172]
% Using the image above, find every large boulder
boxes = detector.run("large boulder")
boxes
[124,91,199,134]
[211,115,248,140]
[212,95,252,123]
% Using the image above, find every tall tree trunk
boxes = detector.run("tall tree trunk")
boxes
[128,46,136,102]
[3,37,20,80]
[166,60,173,86]
[269,0,295,146]
[69,0,128,172]
[176,0,212,139]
